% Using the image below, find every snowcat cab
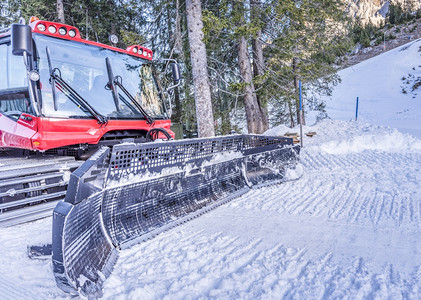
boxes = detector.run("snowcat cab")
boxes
[0,19,175,157]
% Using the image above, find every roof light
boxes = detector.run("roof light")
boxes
[126,45,153,60]
[29,16,39,24]
[68,29,76,38]
[48,25,57,34]
[29,19,81,39]
[109,34,118,45]
[36,23,46,31]
[58,27,67,35]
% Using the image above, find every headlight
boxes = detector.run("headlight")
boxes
[37,23,46,31]
[28,71,40,82]
[58,27,67,35]
[68,29,76,38]
[48,26,57,34]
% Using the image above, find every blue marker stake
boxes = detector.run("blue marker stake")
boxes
[299,80,303,148]
[355,97,359,121]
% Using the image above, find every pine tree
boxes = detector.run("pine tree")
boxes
[263,0,350,126]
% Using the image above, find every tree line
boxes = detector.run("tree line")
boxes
[1,0,351,137]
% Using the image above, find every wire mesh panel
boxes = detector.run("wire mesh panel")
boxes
[103,158,246,246]
[52,134,299,297]
[107,135,292,181]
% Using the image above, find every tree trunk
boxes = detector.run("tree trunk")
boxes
[251,0,269,132]
[186,0,215,137]
[287,99,295,128]
[301,95,306,125]
[56,0,65,23]
[252,37,269,131]
[174,0,183,55]
[172,0,183,124]
[238,36,265,134]
[172,87,182,124]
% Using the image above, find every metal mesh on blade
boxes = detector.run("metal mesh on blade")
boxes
[103,158,245,246]
[52,135,299,297]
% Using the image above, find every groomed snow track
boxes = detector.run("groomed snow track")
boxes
[0,121,420,299]
[52,134,299,298]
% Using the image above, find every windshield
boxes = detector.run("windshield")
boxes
[33,34,166,119]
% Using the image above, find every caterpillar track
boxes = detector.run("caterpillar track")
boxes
[0,155,82,227]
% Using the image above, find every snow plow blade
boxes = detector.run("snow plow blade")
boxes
[52,135,299,297]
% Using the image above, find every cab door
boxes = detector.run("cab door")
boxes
[0,39,37,150]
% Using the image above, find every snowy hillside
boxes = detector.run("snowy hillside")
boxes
[319,38,421,138]
[0,41,420,299]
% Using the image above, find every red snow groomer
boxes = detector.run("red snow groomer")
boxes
[1,18,300,298]
[0,18,175,224]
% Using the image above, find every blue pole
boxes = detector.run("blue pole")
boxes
[299,80,303,148]
[355,97,359,121]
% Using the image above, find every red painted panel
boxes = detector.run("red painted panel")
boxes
[0,113,37,149]
[1,112,174,151]
[30,117,174,150]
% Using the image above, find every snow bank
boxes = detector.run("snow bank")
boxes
[320,130,421,154]
[267,119,421,154]
[264,124,295,137]
[306,120,421,154]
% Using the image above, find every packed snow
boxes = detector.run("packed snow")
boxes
[0,40,420,299]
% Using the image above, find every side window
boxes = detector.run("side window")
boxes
[0,43,7,89]
[9,49,27,87]
[0,41,32,121]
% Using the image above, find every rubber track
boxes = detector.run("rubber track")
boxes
[0,156,82,227]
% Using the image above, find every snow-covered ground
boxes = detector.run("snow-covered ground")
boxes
[0,40,420,299]
[319,38,421,139]
[1,119,420,299]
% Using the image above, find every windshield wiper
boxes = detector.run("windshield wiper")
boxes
[46,47,108,125]
[105,57,154,125]
[105,57,121,113]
